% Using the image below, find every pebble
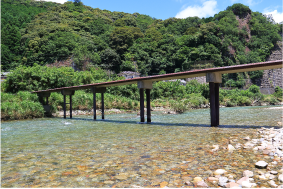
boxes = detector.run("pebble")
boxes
[242,181,256,188]
[268,180,278,187]
[255,161,268,168]
[214,169,227,175]
[225,182,240,188]
[279,174,283,182]
[243,136,250,140]
[218,176,228,187]
[243,170,253,177]
[236,177,249,185]
[270,171,278,175]
[193,177,203,183]
[115,175,128,180]
[196,181,208,188]
[228,144,236,152]
[159,181,168,188]
[207,177,219,182]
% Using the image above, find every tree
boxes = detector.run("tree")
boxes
[73,0,82,5]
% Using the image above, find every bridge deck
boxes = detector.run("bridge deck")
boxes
[33,60,282,93]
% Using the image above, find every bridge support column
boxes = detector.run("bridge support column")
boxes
[138,81,153,123]
[101,92,104,120]
[206,73,222,127]
[146,89,151,123]
[37,92,51,116]
[91,87,106,120]
[61,90,75,119]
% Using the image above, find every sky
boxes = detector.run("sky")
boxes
[42,0,283,23]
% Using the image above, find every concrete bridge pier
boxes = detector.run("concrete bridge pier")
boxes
[37,92,51,116]
[61,90,75,119]
[206,73,222,126]
[138,81,152,123]
[91,87,106,120]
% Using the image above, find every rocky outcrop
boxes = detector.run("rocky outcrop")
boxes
[252,41,283,93]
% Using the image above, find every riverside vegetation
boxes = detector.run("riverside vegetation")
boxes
[1,65,282,121]
[1,0,282,120]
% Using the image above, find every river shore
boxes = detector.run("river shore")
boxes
[186,126,283,188]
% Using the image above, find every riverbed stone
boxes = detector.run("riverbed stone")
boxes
[279,174,283,182]
[214,169,227,175]
[236,177,249,185]
[263,150,271,155]
[218,176,228,187]
[268,180,278,188]
[255,161,268,168]
[243,170,253,177]
[207,177,218,182]
[228,144,236,152]
[193,177,203,183]
[226,182,239,188]
[242,181,256,188]
[243,136,250,141]
[270,171,278,175]
[196,181,208,188]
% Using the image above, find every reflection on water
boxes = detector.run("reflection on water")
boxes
[1,106,282,187]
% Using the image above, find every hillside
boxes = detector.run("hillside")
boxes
[1,0,282,86]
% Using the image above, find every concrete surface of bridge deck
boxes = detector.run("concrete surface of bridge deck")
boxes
[33,60,283,126]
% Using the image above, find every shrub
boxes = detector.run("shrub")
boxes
[1,92,44,120]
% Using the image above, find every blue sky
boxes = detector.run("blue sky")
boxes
[42,0,283,23]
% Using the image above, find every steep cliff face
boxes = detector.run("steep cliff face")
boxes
[255,41,283,94]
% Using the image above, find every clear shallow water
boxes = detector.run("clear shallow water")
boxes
[1,106,283,187]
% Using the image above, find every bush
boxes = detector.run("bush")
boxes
[169,100,188,113]
[248,84,260,93]
[1,92,45,120]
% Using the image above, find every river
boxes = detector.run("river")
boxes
[1,105,282,187]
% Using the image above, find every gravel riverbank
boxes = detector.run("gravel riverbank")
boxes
[190,127,283,188]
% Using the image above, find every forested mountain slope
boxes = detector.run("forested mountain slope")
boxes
[1,0,282,84]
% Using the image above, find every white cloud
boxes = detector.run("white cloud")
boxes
[263,9,283,23]
[36,0,68,4]
[229,0,262,7]
[175,0,218,18]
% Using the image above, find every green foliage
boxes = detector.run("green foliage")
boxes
[226,3,251,18]
[1,91,45,120]
[1,0,280,86]
[3,64,108,93]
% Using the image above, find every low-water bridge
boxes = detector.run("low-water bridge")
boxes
[33,60,283,126]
